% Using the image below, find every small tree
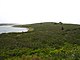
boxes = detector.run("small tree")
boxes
[59,22,63,25]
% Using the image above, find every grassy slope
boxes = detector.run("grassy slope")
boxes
[0,22,80,60]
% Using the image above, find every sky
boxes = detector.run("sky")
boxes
[0,0,80,24]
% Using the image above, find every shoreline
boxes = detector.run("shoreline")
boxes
[0,25,29,34]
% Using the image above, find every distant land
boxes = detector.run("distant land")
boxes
[0,23,14,26]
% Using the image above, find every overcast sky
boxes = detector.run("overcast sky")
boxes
[0,0,80,24]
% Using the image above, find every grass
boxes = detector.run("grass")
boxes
[0,22,80,60]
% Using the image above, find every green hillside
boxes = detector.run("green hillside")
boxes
[0,22,80,60]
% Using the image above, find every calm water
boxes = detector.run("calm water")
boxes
[0,25,28,34]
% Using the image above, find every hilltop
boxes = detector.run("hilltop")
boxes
[0,22,80,60]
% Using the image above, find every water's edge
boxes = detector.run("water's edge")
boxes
[0,25,29,34]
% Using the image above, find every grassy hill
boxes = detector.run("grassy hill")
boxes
[0,22,80,60]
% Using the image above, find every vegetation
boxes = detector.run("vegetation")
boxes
[0,22,80,60]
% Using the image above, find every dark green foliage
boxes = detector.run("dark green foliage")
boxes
[0,22,80,60]
[59,22,63,24]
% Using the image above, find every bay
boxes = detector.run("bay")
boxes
[0,25,28,34]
